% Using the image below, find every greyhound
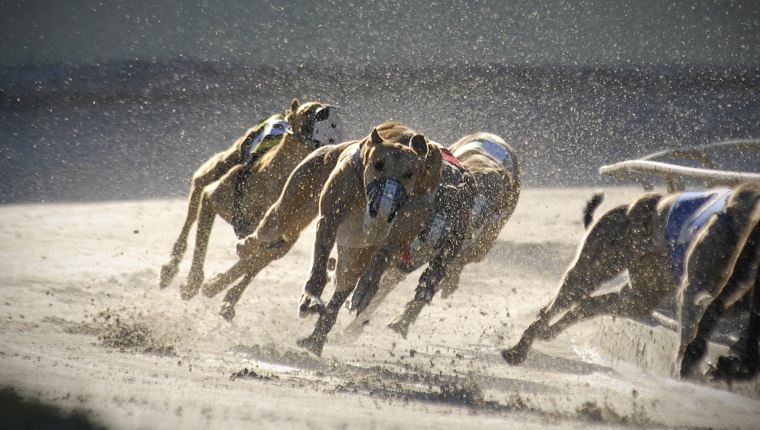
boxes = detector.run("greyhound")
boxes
[239,122,443,355]
[159,99,342,320]
[501,182,760,381]
[349,132,521,339]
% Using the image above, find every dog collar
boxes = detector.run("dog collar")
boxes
[440,147,463,169]
[286,127,324,151]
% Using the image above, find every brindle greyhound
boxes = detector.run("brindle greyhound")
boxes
[238,122,443,355]
[159,99,342,320]
[502,182,760,381]
[340,132,521,339]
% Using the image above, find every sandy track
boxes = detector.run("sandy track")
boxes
[1,188,758,429]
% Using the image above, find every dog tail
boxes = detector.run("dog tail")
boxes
[583,192,605,229]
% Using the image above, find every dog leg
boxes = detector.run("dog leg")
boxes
[676,215,748,377]
[502,292,577,365]
[299,213,346,317]
[350,202,430,314]
[539,293,625,340]
[501,316,551,365]
[707,225,760,380]
[219,243,296,321]
[723,270,760,379]
[438,270,464,299]
[388,299,426,338]
[160,186,203,289]
[218,273,254,322]
[302,247,369,351]
[503,255,626,364]
[297,289,352,356]
[387,262,464,337]
[679,294,728,379]
[348,247,392,314]
[180,194,216,300]
[341,269,402,343]
[202,258,250,298]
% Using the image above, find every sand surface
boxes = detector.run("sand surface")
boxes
[1,187,759,429]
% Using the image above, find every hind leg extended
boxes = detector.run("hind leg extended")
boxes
[160,186,203,289]
[500,283,591,365]
[504,267,612,365]
[539,292,630,341]
[209,242,296,321]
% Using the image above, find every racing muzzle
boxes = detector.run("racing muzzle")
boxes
[363,178,409,240]
[310,106,343,146]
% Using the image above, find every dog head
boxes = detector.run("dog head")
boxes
[286,98,343,148]
[357,122,442,241]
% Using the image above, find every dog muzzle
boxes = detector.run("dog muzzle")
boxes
[364,178,408,241]
[311,106,343,146]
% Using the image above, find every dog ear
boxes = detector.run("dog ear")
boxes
[410,134,429,157]
[414,144,443,195]
[287,99,300,117]
[315,106,330,122]
[359,128,384,164]
[371,128,384,145]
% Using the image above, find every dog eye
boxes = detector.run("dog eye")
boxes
[373,161,384,171]
[331,123,337,128]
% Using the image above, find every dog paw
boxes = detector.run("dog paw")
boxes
[201,276,225,298]
[296,335,325,356]
[348,284,378,315]
[387,317,410,339]
[706,355,758,381]
[501,347,528,365]
[179,283,200,301]
[298,294,326,318]
[219,302,236,322]
[414,287,434,304]
[159,263,179,289]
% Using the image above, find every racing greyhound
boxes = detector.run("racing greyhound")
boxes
[502,182,760,381]
[159,99,342,320]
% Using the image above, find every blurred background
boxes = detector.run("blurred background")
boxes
[1,0,759,202]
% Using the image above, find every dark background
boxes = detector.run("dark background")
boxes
[1,0,759,203]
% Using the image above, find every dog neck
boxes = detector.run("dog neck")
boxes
[287,126,323,152]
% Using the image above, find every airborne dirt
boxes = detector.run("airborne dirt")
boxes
[1,187,758,429]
